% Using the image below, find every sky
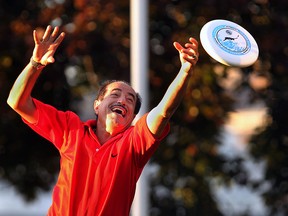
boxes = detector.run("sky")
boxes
[0,181,51,216]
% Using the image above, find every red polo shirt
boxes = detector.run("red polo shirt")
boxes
[23,99,169,216]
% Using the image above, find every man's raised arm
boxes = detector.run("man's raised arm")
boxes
[7,25,65,123]
[147,37,199,137]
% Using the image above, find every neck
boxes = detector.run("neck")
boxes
[94,126,113,145]
[94,116,130,144]
[95,120,124,145]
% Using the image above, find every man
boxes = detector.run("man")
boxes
[7,25,199,215]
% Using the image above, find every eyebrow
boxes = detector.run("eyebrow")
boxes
[111,88,136,101]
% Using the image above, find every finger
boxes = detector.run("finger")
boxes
[47,56,55,64]
[190,51,199,61]
[185,42,198,51]
[181,47,198,58]
[54,32,65,46]
[185,52,198,60]
[173,42,185,53]
[183,54,198,66]
[184,43,197,49]
[42,25,52,42]
[33,30,41,44]
[184,41,199,59]
[50,26,59,40]
[189,37,199,46]
[192,54,199,61]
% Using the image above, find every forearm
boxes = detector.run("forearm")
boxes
[7,25,65,123]
[147,66,192,137]
[158,66,191,118]
[146,37,198,137]
[7,61,43,122]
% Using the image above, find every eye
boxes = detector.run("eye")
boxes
[127,97,134,103]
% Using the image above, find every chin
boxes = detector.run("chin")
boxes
[106,115,132,131]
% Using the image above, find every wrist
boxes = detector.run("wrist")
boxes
[30,58,45,70]
[180,64,193,75]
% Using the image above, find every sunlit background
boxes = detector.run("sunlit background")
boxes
[1,0,288,215]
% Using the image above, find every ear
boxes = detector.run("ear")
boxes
[94,100,101,115]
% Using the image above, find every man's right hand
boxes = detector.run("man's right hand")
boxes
[32,25,65,66]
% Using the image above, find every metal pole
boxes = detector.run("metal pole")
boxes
[130,0,149,215]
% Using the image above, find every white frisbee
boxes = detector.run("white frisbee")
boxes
[200,19,259,67]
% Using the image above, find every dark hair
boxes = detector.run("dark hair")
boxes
[95,80,142,115]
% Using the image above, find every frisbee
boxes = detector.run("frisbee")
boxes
[200,19,259,67]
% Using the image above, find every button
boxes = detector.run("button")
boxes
[96,148,99,152]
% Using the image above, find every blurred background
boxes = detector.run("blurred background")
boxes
[1,0,288,215]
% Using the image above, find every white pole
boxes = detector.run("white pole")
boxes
[130,0,149,215]
[130,0,149,112]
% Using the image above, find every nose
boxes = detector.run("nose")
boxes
[117,95,126,105]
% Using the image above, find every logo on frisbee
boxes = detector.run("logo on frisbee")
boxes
[212,25,251,55]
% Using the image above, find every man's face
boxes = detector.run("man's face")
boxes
[94,82,137,134]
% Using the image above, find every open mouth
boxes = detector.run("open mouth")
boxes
[110,104,127,117]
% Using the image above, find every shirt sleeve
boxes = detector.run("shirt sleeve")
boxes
[22,98,81,150]
[131,113,170,168]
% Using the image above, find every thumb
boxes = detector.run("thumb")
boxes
[47,56,55,64]
[173,42,183,53]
